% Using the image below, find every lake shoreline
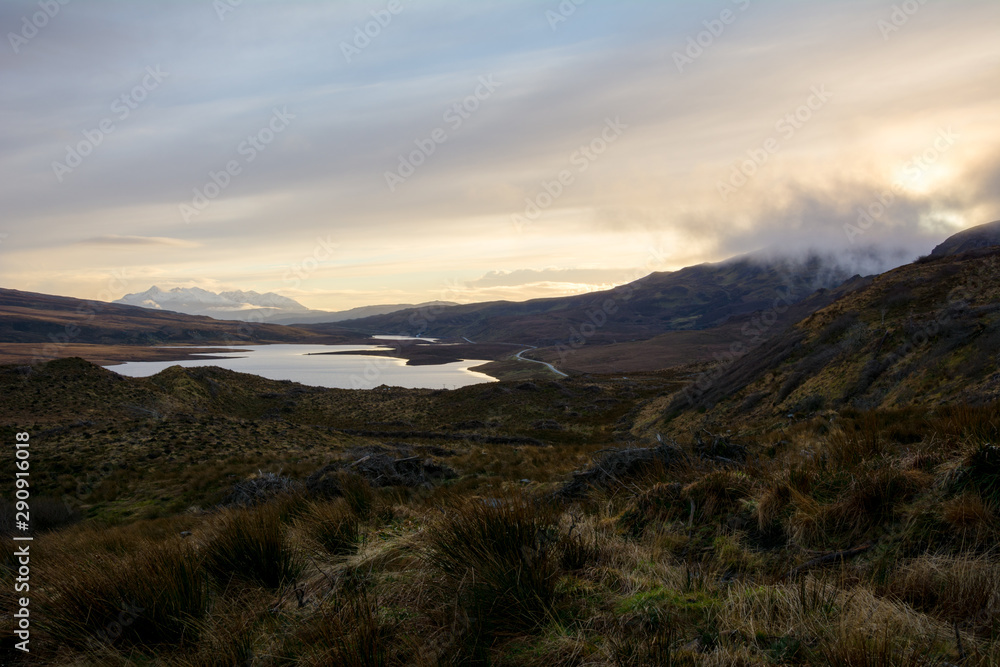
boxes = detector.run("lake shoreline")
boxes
[102,344,500,390]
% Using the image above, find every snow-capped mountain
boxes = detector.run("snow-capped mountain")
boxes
[113,286,455,324]
[114,286,310,320]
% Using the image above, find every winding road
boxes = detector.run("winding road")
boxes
[514,347,568,378]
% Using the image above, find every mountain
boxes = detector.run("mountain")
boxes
[317,250,898,346]
[269,301,458,325]
[114,286,312,321]
[930,219,1000,257]
[114,286,456,325]
[0,287,352,349]
[639,225,1000,431]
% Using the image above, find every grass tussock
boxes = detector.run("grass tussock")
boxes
[298,498,361,556]
[36,539,208,650]
[423,491,561,637]
[288,590,405,667]
[9,355,1000,665]
[204,502,303,589]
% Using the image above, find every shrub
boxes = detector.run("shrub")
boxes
[618,483,686,537]
[204,503,302,588]
[887,555,1000,632]
[954,443,1000,507]
[220,471,301,508]
[299,500,360,556]
[37,540,208,649]
[289,591,400,667]
[823,422,887,469]
[339,473,377,519]
[683,469,754,522]
[423,492,560,636]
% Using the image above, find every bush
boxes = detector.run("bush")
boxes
[291,591,401,667]
[619,483,686,537]
[424,492,560,636]
[299,500,361,556]
[37,540,208,649]
[954,443,1000,507]
[0,496,80,536]
[204,503,302,588]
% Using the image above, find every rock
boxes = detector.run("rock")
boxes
[221,471,300,508]
[306,453,457,497]
[555,444,686,499]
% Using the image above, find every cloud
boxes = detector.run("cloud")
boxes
[1,0,998,307]
[468,268,635,289]
[77,235,200,248]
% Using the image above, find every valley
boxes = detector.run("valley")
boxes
[1,223,999,664]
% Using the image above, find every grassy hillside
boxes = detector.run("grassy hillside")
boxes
[1,354,998,664]
[0,287,354,351]
[2,236,999,665]
[632,247,1000,436]
[316,255,864,347]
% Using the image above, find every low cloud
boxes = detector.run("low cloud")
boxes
[78,235,200,248]
[468,268,635,289]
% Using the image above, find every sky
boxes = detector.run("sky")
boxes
[1,0,998,311]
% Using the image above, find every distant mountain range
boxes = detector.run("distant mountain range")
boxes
[0,287,354,348]
[113,286,456,325]
[652,221,1000,428]
[2,221,998,380]
[311,246,918,345]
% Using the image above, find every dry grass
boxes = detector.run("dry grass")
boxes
[6,358,1000,664]
[35,538,208,650]
[203,503,303,589]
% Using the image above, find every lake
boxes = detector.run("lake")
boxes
[105,344,497,390]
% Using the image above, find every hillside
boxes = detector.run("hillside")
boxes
[631,245,1000,435]
[2,230,1000,665]
[319,253,874,346]
[0,288,356,365]
[115,286,457,325]
[931,219,1000,257]
[529,274,872,373]
[2,355,999,664]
